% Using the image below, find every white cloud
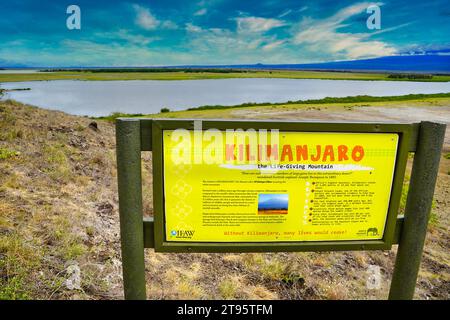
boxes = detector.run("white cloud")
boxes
[262,40,286,51]
[332,2,378,22]
[292,2,398,59]
[299,6,309,13]
[279,6,308,18]
[4,2,412,66]
[278,10,292,18]
[194,8,208,16]
[132,4,177,30]
[161,20,178,30]
[185,23,202,33]
[133,4,159,30]
[236,17,286,33]
[43,39,194,66]
[95,29,159,46]
[180,14,293,63]
[181,21,298,64]
[247,39,264,50]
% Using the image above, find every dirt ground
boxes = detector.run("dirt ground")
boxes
[0,99,448,300]
[231,104,450,148]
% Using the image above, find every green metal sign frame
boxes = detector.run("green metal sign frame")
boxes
[116,119,445,300]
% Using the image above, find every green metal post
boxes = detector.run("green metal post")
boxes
[389,121,446,300]
[116,119,147,300]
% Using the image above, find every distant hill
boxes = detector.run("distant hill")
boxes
[176,55,450,74]
[259,197,289,210]
[2,54,450,74]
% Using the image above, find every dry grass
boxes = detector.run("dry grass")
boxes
[0,100,122,299]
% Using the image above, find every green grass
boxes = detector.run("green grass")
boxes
[0,148,19,160]
[1,69,450,83]
[219,279,238,299]
[0,233,42,300]
[94,112,145,121]
[0,276,30,300]
[45,68,252,74]
[94,92,450,121]
[42,143,72,183]
[185,93,450,111]
[400,174,439,226]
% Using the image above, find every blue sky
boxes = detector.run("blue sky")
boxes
[0,0,449,67]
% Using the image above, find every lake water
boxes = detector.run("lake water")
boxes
[0,69,43,74]
[2,78,450,117]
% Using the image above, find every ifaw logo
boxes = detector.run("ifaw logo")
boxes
[170,229,195,239]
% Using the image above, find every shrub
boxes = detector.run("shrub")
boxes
[0,148,19,160]
[388,74,433,80]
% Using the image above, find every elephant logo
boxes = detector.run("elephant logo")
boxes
[367,227,378,236]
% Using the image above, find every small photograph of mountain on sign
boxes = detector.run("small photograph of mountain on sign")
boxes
[258,194,289,215]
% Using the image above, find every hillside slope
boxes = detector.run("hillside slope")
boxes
[0,100,449,300]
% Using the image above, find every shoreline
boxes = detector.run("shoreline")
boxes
[1,69,450,83]
[2,93,449,120]
[92,93,450,120]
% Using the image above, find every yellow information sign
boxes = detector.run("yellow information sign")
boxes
[163,130,398,242]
